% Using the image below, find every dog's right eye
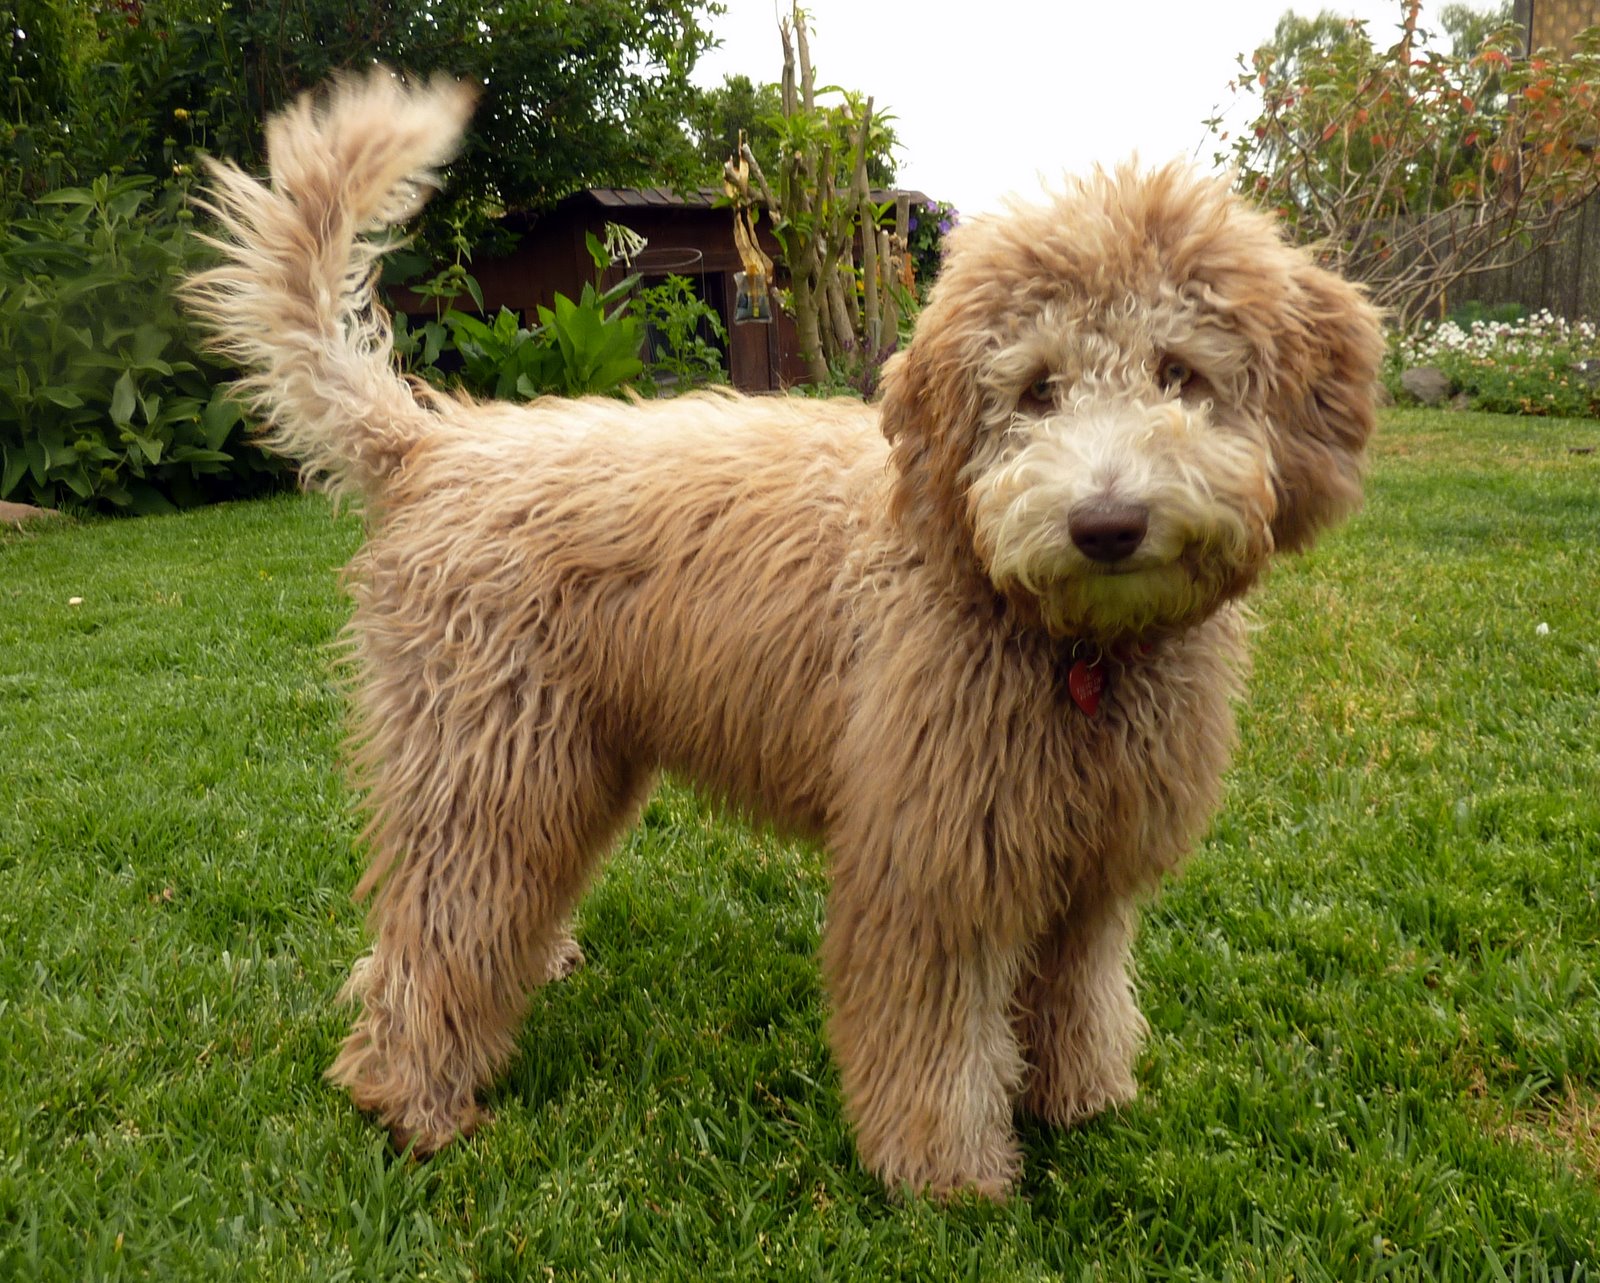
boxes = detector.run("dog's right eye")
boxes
[1019,375,1054,414]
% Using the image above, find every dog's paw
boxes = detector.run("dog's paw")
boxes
[541,932,586,983]
[912,1170,1016,1205]
[389,1102,484,1159]
[867,1130,1021,1203]
[1020,1072,1137,1129]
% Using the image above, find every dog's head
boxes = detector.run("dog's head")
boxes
[878,164,1382,642]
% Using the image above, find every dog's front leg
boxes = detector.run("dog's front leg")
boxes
[1014,891,1146,1128]
[821,872,1027,1200]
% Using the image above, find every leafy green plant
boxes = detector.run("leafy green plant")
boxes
[389,258,485,378]
[0,171,281,512]
[529,283,646,397]
[429,306,540,400]
[422,280,645,402]
[632,274,728,389]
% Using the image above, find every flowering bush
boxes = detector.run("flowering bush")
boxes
[906,199,957,300]
[1389,310,1600,417]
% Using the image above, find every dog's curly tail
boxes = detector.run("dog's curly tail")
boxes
[184,69,477,500]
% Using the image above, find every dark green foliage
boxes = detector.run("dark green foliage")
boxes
[688,73,785,181]
[0,0,91,201]
[1447,299,1526,328]
[0,172,284,512]
[2,1,244,208]
[3,0,723,233]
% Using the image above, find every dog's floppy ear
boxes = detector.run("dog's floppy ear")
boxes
[877,315,987,565]
[1264,261,1385,553]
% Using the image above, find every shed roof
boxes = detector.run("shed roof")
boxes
[565,185,932,212]
[581,186,722,209]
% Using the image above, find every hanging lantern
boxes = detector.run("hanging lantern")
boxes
[734,269,772,323]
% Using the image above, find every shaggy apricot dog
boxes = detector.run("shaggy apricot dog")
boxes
[188,71,1382,1198]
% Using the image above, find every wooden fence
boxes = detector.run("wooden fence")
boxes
[1441,192,1600,322]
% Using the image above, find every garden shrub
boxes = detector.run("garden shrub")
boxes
[0,173,285,512]
[1389,311,1600,418]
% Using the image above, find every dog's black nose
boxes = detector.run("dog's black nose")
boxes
[1068,501,1149,563]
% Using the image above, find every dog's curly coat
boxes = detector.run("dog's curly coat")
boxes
[186,71,1382,1197]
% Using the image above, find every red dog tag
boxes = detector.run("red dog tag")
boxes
[1068,658,1104,717]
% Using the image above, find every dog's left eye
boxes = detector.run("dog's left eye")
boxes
[1159,358,1198,394]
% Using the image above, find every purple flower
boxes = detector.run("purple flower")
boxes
[908,216,919,231]
[937,218,951,233]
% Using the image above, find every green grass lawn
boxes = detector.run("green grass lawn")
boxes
[2,407,1598,1281]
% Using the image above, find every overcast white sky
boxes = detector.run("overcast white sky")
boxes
[693,0,1499,215]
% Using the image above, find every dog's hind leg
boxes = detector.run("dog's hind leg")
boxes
[1014,895,1146,1128]
[327,674,645,1155]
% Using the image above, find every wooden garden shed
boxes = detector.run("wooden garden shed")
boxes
[468,187,805,392]
[460,184,928,392]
